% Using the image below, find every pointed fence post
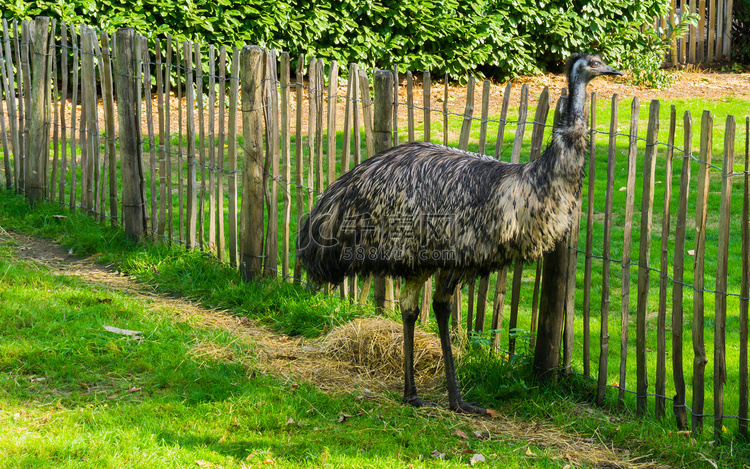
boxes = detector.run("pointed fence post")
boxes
[26,16,50,204]
[239,45,266,282]
[372,69,395,311]
[114,28,145,240]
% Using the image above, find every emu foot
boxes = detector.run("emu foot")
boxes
[450,400,489,415]
[403,395,436,408]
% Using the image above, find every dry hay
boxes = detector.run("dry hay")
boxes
[254,317,446,395]
[320,317,445,381]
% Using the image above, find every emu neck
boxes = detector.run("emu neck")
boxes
[565,73,588,126]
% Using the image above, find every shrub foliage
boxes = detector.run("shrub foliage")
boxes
[3,0,675,80]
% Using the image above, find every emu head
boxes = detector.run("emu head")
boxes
[566,53,623,84]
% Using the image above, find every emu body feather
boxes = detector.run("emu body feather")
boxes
[296,53,622,415]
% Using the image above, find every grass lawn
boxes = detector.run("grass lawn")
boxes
[2,190,750,468]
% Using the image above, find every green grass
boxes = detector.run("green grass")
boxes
[2,191,750,468]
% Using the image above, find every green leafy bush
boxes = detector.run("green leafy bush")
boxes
[733,0,750,64]
[1,0,676,82]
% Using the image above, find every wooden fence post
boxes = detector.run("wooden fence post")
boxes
[533,239,568,381]
[26,16,50,204]
[239,45,265,282]
[692,110,713,435]
[714,115,735,441]
[636,100,660,417]
[372,69,394,312]
[672,111,692,429]
[114,28,145,240]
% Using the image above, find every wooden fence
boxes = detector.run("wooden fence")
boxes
[665,0,736,64]
[2,18,750,440]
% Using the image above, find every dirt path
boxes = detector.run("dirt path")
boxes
[2,230,670,468]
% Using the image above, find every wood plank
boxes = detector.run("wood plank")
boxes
[280,51,291,280]
[406,71,414,143]
[341,63,354,174]
[596,94,619,406]
[740,116,749,438]
[692,110,713,434]
[315,59,324,196]
[635,100,660,417]
[176,40,185,242]
[27,17,50,204]
[155,39,166,236]
[352,63,361,166]
[698,0,706,62]
[372,69,395,312]
[133,35,146,226]
[114,29,145,240]
[68,24,78,211]
[2,20,19,190]
[293,53,305,283]
[194,43,206,249]
[619,97,640,406]
[143,35,158,235]
[494,82,512,159]
[508,84,529,354]
[359,68,374,158]
[443,74,448,146]
[18,20,28,194]
[714,115,735,440]
[672,111,692,429]
[49,19,58,201]
[0,27,11,189]
[457,76,475,151]
[510,84,528,162]
[423,71,430,142]
[583,92,597,377]
[207,45,217,251]
[656,105,677,419]
[393,66,399,146]
[306,57,316,214]
[239,45,265,281]
[100,32,117,226]
[165,37,174,242]
[217,46,227,258]
[707,0,716,61]
[184,41,198,248]
[478,80,491,155]
[327,60,339,186]
[689,0,697,63]
[227,47,240,267]
[263,49,280,278]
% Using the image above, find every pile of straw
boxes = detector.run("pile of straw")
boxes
[320,317,446,382]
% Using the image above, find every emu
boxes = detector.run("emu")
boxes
[297,53,622,414]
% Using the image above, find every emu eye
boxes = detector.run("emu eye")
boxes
[591,61,600,67]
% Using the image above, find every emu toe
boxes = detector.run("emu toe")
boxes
[403,395,437,408]
[450,400,488,415]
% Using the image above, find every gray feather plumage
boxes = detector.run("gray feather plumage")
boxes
[297,53,616,290]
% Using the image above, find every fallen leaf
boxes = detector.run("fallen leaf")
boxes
[485,408,500,418]
[337,413,352,423]
[470,453,486,465]
[127,387,142,393]
[106,394,118,400]
[430,450,445,460]
[262,458,275,465]
[452,429,468,439]
[103,325,143,339]
[472,430,490,440]
[286,417,295,425]
[525,446,536,457]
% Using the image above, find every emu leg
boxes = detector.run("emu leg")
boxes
[400,277,434,408]
[433,273,487,415]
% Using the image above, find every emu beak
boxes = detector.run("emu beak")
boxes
[603,65,624,77]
